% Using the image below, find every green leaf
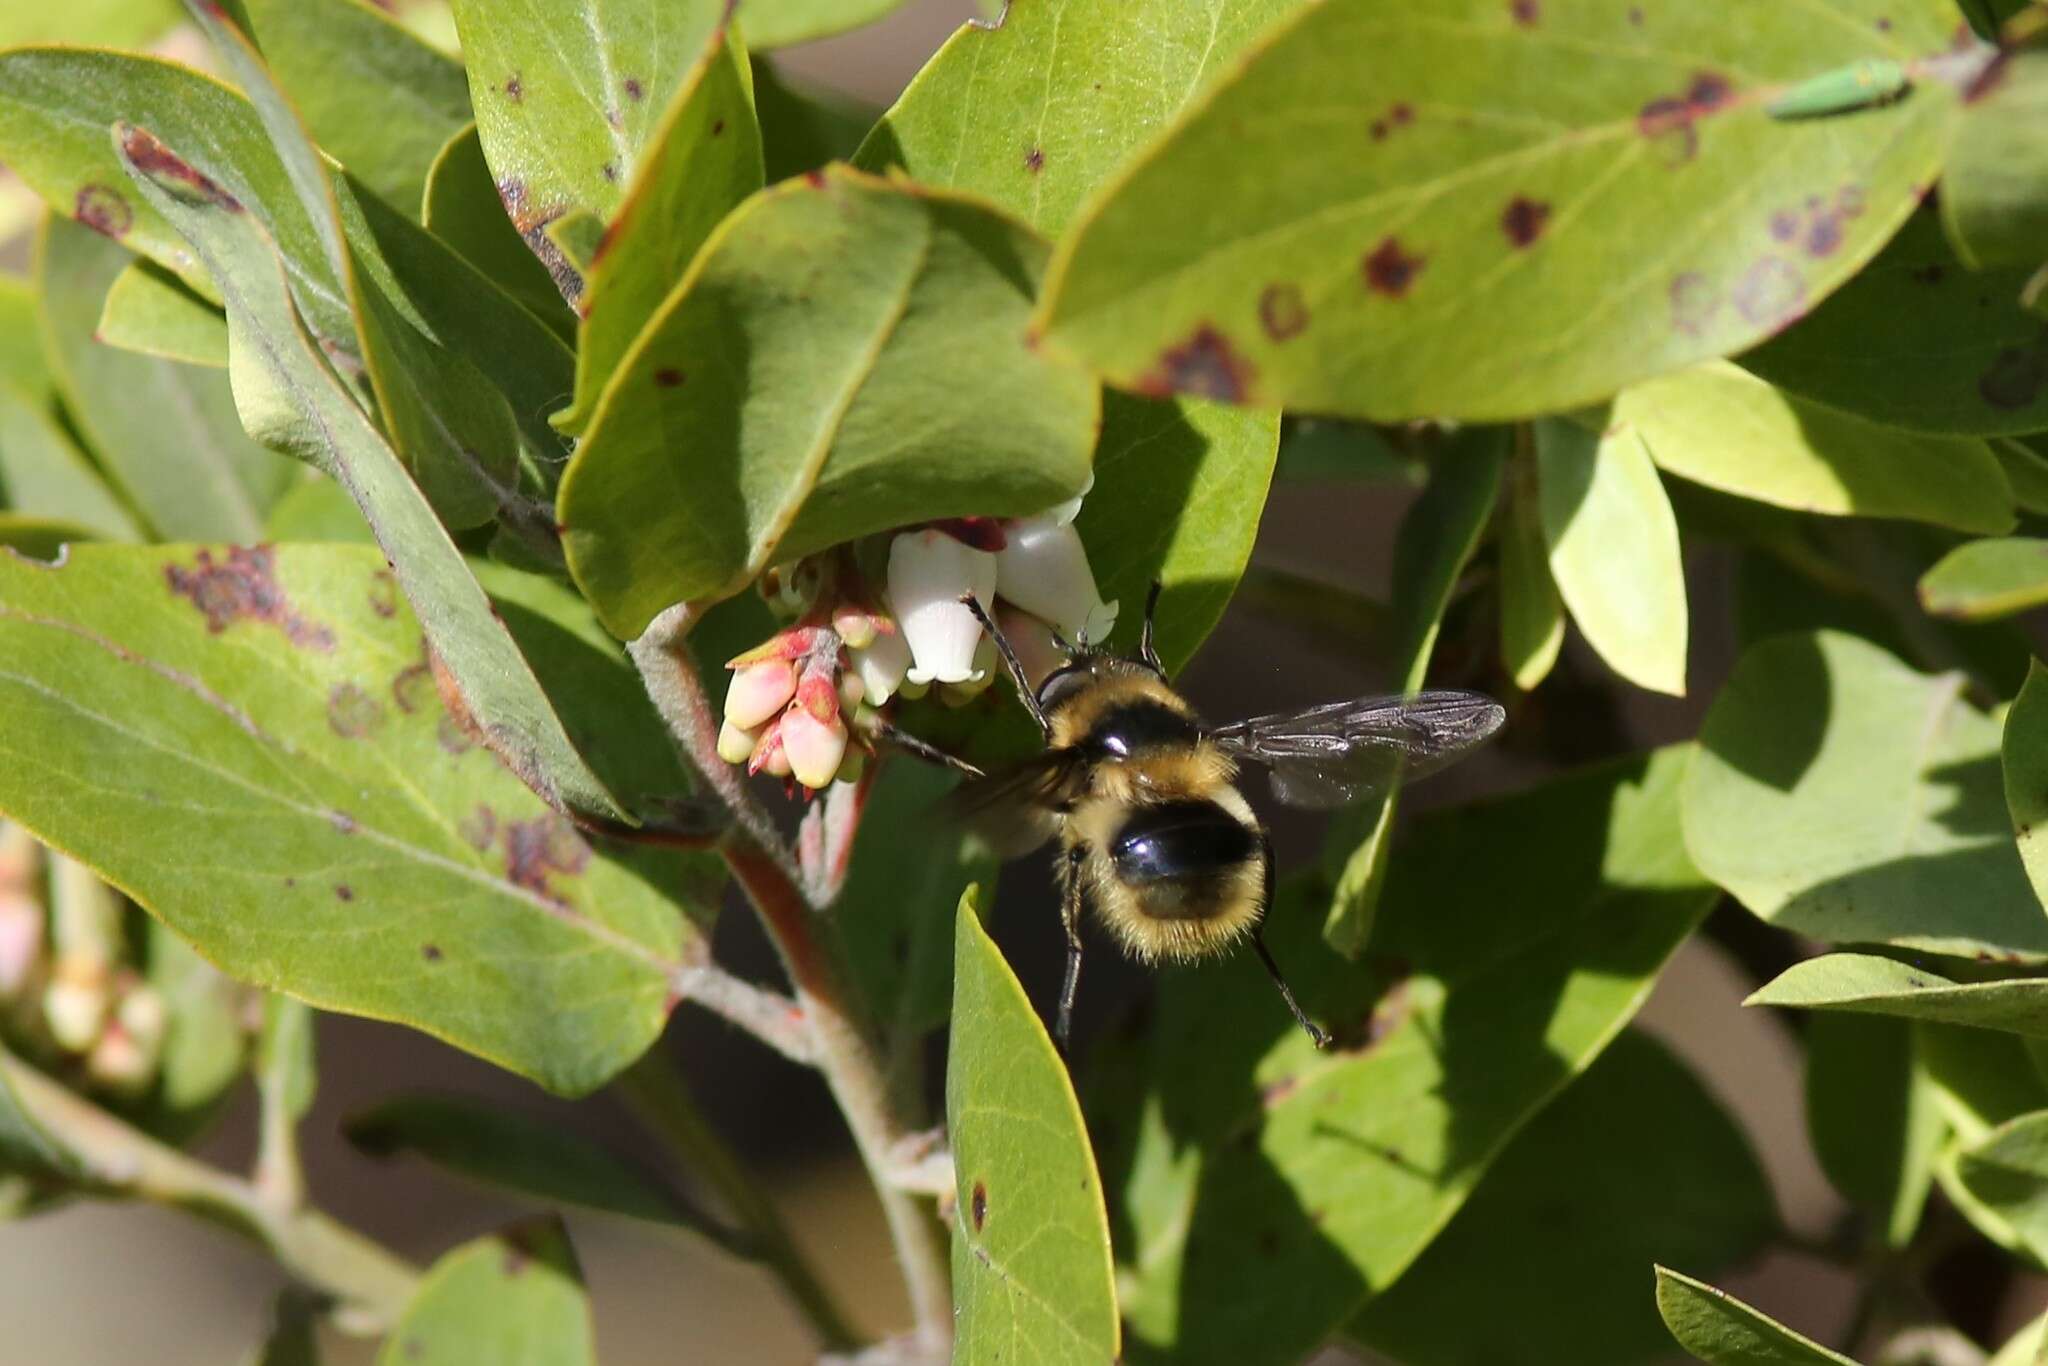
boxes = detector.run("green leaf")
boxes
[119,126,633,824]
[448,0,724,291]
[752,57,874,184]
[377,1217,595,1366]
[1997,438,2048,516]
[2008,660,2048,910]
[1943,50,2048,270]
[1805,1012,1943,1247]
[949,887,1119,1366]
[347,1094,726,1237]
[554,25,762,437]
[0,543,708,1094]
[143,920,250,1142]
[0,272,54,402]
[0,516,102,560]
[1537,416,1687,695]
[1686,630,2048,961]
[1919,538,2048,621]
[1351,1030,1775,1366]
[1035,0,1960,420]
[1654,1266,1857,1366]
[420,124,578,339]
[743,0,908,49]
[859,0,1299,240]
[1990,1314,2047,1366]
[1750,955,2048,1040]
[1918,1022,2048,1141]
[0,383,142,541]
[1744,204,2048,436]
[245,1291,320,1366]
[0,0,178,47]
[238,0,472,221]
[1110,747,1713,1366]
[1954,1109,2048,1265]
[1499,444,1564,691]
[559,167,1099,637]
[1618,362,2015,534]
[38,217,294,541]
[264,474,372,542]
[1322,431,1503,956]
[96,258,230,369]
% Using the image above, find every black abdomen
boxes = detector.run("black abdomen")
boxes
[1110,800,1256,887]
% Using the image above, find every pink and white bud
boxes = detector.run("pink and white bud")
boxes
[781,707,849,790]
[44,952,109,1053]
[724,660,797,729]
[995,603,1070,694]
[793,666,842,724]
[0,891,43,999]
[837,669,866,714]
[749,722,793,779]
[888,530,998,685]
[832,603,879,650]
[849,627,912,705]
[995,513,1118,645]
[718,718,762,765]
[115,983,168,1058]
[86,1022,153,1096]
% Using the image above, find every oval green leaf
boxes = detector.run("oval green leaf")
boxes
[377,1217,595,1366]
[1749,953,2048,1038]
[1500,446,1564,691]
[1954,1109,2048,1266]
[1655,1266,1857,1366]
[1920,538,2048,621]
[559,166,1098,637]
[0,381,143,542]
[96,258,229,369]
[1037,0,1960,420]
[949,887,1118,1366]
[744,0,908,49]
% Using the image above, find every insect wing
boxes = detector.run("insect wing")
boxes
[940,749,1088,859]
[1209,690,1505,809]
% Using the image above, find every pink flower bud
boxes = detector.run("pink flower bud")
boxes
[86,1022,153,1095]
[888,529,998,685]
[794,668,841,724]
[44,952,109,1053]
[724,660,797,729]
[750,722,793,778]
[781,707,849,790]
[0,891,43,999]
[832,603,879,650]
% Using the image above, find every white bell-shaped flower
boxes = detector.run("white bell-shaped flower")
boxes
[994,513,1118,645]
[1037,472,1095,529]
[888,530,998,685]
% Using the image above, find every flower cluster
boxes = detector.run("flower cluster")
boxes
[717,492,1117,791]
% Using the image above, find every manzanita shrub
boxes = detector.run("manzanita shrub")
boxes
[1,0,2047,1361]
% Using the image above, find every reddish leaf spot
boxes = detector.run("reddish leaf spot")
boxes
[1628,5,1643,23]
[1363,237,1426,297]
[119,127,242,212]
[1769,211,1798,242]
[166,546,334,649]
[1391,102,1414,126]
[1260,1074,1299,1108]
[496,178,583,304]
[1258,283,1309,341]
[459,806,498,851]
[334,884,354,902]
[1732,256,1805,329]
[1024,146,1045,174]
[970,1181,988,1231]
[605,107,624,130]
[391,661,432,714]
[623,77,645,101]
[1966,52,2012,103]
[505,815,591,902]
[1687,73,1732,111]
[328,683,384,740]
[503,74,523,102]
[601,161,620,183]
[712,118,726,136]
[654,367,685,388]
[367,570,398,619]
[74,185,133,239]
[1668,271,1720,336]
[1636,71,1734,166]
[421,943,443,962]
[1876,16,1892,31]
[803,169,828,190]
[1510,0,1539,24]
[1136,325,1257,404]
[1805,214,1843,257]
[1981,342,2048,410]
[1501,196,1550,247]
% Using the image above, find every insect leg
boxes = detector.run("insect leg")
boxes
[1056,843,1087,1054]
[856,715,986,780]
[1139,579,1165,677]
[960,594,1052,739]
[1250,834,1329,1048]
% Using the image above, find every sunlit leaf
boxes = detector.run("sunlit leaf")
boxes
[1919,538,2048,621]
[1036,0,1962,420]
[1686,631,2048,961]
[1751,955,2048,1039]
[1954,1109,2048,1266]
[377,1217,595,1366]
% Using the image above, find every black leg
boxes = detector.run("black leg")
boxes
[1250,835,1328,1048]
[859,716,985,780]
[960,594,1052,740]
[1139,579,1165,677]
[1056,844,1087,1055]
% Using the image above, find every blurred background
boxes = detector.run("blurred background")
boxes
[1,1,2041,1362]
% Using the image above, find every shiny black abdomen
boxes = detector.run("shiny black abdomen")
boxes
[1110,800,1257,886]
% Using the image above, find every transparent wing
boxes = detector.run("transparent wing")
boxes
[1208,690,1506,810]
[939,748,1090,860]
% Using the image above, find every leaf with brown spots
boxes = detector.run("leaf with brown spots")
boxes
[377,1217,595,1366]
[948,888,1118,1365]
[1038,0,1964,420]
[0,541,715,1096]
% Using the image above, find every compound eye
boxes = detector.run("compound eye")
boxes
[1035,663,1092,713]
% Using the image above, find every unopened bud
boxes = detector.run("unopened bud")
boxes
[85,1022,153,1096]
[832,604,878,650]
[717,717,761,765]
[115,984,168,1058]
[44,953,110,1053]
[0,892,44,999]
[832,745,868,786]
[725,660,797,729]
[781,707,849,789]
[794,668,841,725]
[850,628,911,706]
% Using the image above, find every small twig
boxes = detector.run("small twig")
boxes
[0,1045,417,1331]
[669,962,817,1067]
[614,1051,860,1352]
[253,996,312,1213]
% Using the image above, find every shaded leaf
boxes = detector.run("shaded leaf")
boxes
[554,25,761,437]
[142,920,250,1143]
[1745,204,2048,436]
[0,515,102,560]
[420,124,578,340]
[0,544,707,1094]
[120,125,631,823]
[1618,362,2014,534]
[742,0,908,49]
[38,217,294,541]
[1536,416,1687,696]
[1036,0,1961,420]
[1351,1030,1775,1366]
[1654,1266,1856,1366]
[245,1292,320,1366]
[558,167,1098,637]
[239,0,472,221]
[1955,1109,2048,1265]
[1805,1012,1943,1247]
[0,272,53,401]
[752,57,874,184]
[949,887,1119,1366]
[1943,49,2048,270]
[377,1217,595,1366]
[96,257,229,369]
[1109,747,1713,1366]
[1499,443,1563,691]
[1918,1021,2048,1140]
[264,475,372,543]
[1920,538,2048,621]
[1322,431,1502,955]
[1751,955,2048,1039]
[2007,660,2048,913]
[1685,631,2048,960]
[1997,438,2048,515]
[0,382,142,541]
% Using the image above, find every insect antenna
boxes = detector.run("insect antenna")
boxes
[1252,928,1330,1049]
[1139,579,1165,676]
[959,594,1052,738]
